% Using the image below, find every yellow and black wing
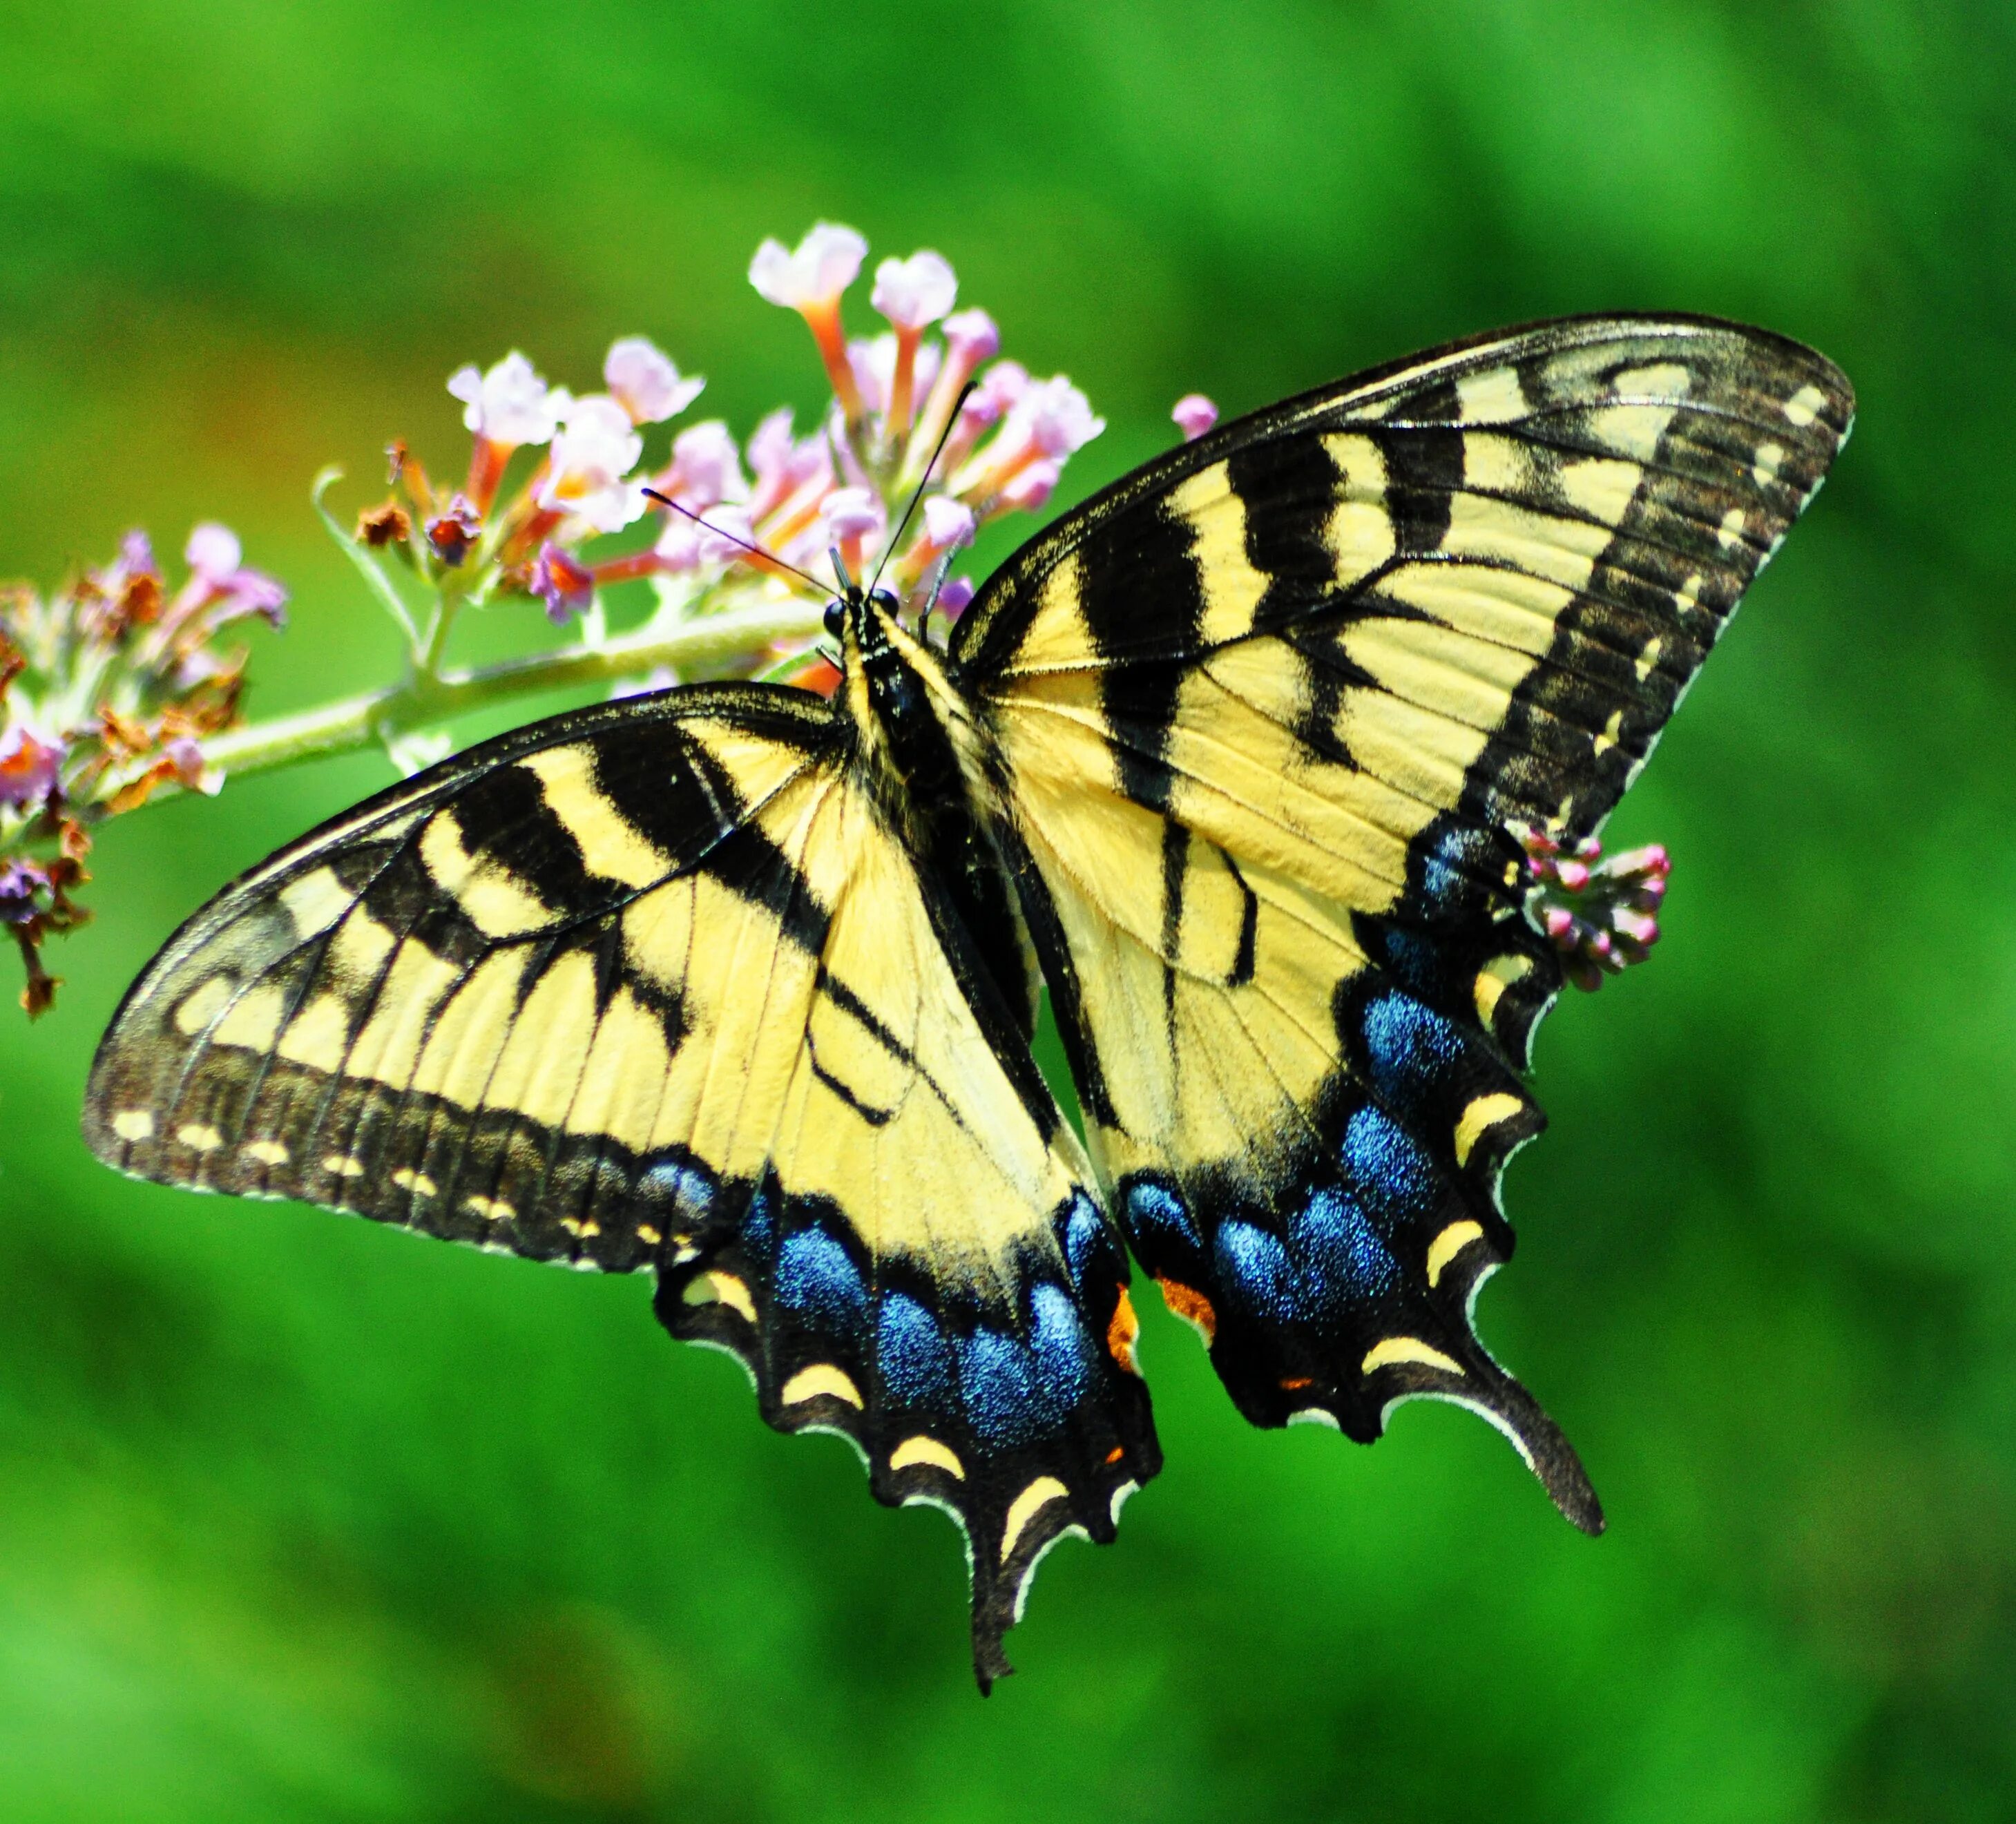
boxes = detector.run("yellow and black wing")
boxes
[84,684,1158,1686]
[954,315,1852,1521]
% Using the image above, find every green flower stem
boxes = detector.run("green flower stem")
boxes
[133,596,827,805]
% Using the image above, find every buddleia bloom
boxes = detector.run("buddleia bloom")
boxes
[0,528,285,1014]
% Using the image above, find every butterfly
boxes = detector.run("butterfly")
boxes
[84,315,1853,1689]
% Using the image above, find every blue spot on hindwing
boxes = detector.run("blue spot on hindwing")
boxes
[1123,1178,1202,1259]
[1340,1104,1438,1227]
[1215,1220,1298,1321]
[637,1157,716,1230]
[1059,1193,1109,1291]
[1362,992,1463,1118]
[957,1328,1041,1446]
[737,1183,778,1269]
[1028,1284,1093,1416]
[775,1226,866,1341]
[1291,1184,1399,1299]
[877,1292,954,1408]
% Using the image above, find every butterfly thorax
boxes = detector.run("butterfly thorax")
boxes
[834,586,1040,1028]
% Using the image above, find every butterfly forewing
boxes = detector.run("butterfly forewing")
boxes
[958,316,1852,1517]
[86,682,1158,1687]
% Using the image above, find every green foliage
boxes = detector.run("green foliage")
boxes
[3,2,2013,1817]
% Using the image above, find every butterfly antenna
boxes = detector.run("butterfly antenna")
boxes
[642,490,832,597]
[867,381,979,598]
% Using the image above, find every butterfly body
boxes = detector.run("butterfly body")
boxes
[85,315,1854,1687]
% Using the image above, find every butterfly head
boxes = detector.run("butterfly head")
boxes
[821,584,900,645]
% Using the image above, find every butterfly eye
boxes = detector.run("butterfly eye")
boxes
[868,588,900,616]
[823,599,846,639]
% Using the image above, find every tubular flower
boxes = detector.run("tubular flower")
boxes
[604,336,705,425]
[750,223,870,422]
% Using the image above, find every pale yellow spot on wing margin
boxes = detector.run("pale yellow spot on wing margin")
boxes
[1362,1336,1466,1376]
[1472,952,1533,1026]
[1426,1220,1486,1289]
[1455,1091,1526,1168]
[781,1364,864,1408]
[890,1435,964,1479]
[1000,1476,1069,1562]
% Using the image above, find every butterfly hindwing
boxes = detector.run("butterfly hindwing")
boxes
[85,682,1158,1685]
[959,316,1852,1512]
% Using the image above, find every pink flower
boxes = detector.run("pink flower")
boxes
[447,352,561,448]
[1015,376,1104,458]
[539,395,646,534]
[942,309,1000,365]
[847,334,942,419]
[921,495,976,553]
[180,524,288,628]
[604,336,704,425]
[750,224,870,424]
[657,421,748,510]
[749,223,869,310]
[184,522,243,583]
[0,725,63,810]
[971,361,1029,424]
[871,251,958,330]
[1173,394,1219,441]
[821,486,884,548]
[745,410,833,521]
[937,576,975,618]
[530,542,595,624]
[654,502,756,575]
[997,459,1062,513]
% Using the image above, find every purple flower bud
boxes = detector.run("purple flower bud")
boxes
[1172,394,1219,441]
[0,858,45,923]
[118,529,158,577]
[426,498,483,568]
[0,724,64,809]
[604,336,705,425]
[1554,858,1591,892]
[749,223,868,310]
[530,542,596,624]
[1543,905,1577,942]
[937,575,975,619]
[163,736,206,787]
[871,251,958,331]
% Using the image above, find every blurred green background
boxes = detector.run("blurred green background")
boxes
[3,2,2013,1818]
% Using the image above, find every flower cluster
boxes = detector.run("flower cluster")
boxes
[0,528,286,1014]
[359,224,1142,676]
[1519,827,1671,991]
[6,222,1220,1023]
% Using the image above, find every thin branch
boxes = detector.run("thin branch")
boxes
[121,595,826,806]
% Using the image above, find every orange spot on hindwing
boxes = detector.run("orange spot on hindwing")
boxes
[1106,1288,1140,1373]
[1157,1277,1218,1345]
